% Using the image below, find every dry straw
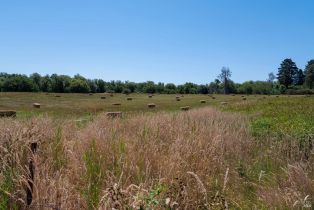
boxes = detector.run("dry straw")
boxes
[0,110,16,117]
[147,103,156,108]
[106,112,123,118]
[180,106,190,111]
[33,103,41,108]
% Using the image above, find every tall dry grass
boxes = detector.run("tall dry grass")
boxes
[0,108,313,209]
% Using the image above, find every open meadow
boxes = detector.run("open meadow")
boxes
[0,93,314,209]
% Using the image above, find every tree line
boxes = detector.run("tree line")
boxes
[1,58,314,94]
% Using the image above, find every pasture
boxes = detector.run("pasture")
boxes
[0,92,243,118]
[0,92,313,209]
[0,92,290,118]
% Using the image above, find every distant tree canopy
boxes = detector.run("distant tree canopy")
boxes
[218,67,232,94]
[1,58,314,95]
[305,60,314,89]
[277,59,299,88]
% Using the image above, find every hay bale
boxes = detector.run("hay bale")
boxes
[33,103,41,108]
[106,112,122,118]
[0,110,16,118]
[110,93,114,97]
[127,97,133,101]
[221,102,228,105]
[242,97,247,100]
[176,98,181,101]
[212,97,216,99]
[148,95,153,98]
[89,93,93,96]
[112,103,121,106]
[55,95,61,97]
[241,95,245,98]
[101,96,106,99]
[200,100,206,103]
[180,106,190,111]
[147,103,156,108]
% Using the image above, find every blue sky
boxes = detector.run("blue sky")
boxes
[0,0,313,84]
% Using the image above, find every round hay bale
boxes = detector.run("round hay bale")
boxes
[101,96,106,99]
[212,97,216,99]
[33,103,41,108]
[106,112,122,118]
[0,110,16,118]
[147,103,156,108]
[200,100,206,103]
[176,98,181,101]
[221,102,228,105]
[112,103,121,106]
[55,95,61,97]
[127,97,133,101]
[89,93,93,96]
[180,106,190,111]
[148,95,153,98]
[242,97,247,100]
[241,95,245,98]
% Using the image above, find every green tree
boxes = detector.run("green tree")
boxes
[208,79,221,94]
[294,69,305,86]
[30,73,42,91]
[277,59,298,88]
[164,83,176,94]
[218,67,232,94]
[305,61,314,89]
[70,79,91,93]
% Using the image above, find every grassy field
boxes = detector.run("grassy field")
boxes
[0,93,313,209]
[0,92,281,117]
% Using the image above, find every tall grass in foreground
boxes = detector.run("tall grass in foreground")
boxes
[0,108,313,209]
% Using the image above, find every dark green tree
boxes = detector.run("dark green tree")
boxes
[294,69,305,85]
[305,60,314,89]
[277,59,298,88]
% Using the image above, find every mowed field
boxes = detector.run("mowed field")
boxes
[0,92,298,117]
[0,92,250,118]
[0,92,314,209]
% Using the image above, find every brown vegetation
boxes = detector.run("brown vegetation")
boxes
[106,112,123,118]
[0,110,16,118]
[0,107,313,209]
[147,103,156,108]
[180,106,190,111]
[33,103,41,108]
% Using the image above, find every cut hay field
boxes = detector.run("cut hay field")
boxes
[0,92,259,118]
[0,93,313,209]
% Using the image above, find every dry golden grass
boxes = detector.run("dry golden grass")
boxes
[0,107,313,209]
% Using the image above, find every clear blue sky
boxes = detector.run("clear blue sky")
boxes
[1,0,313,84]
